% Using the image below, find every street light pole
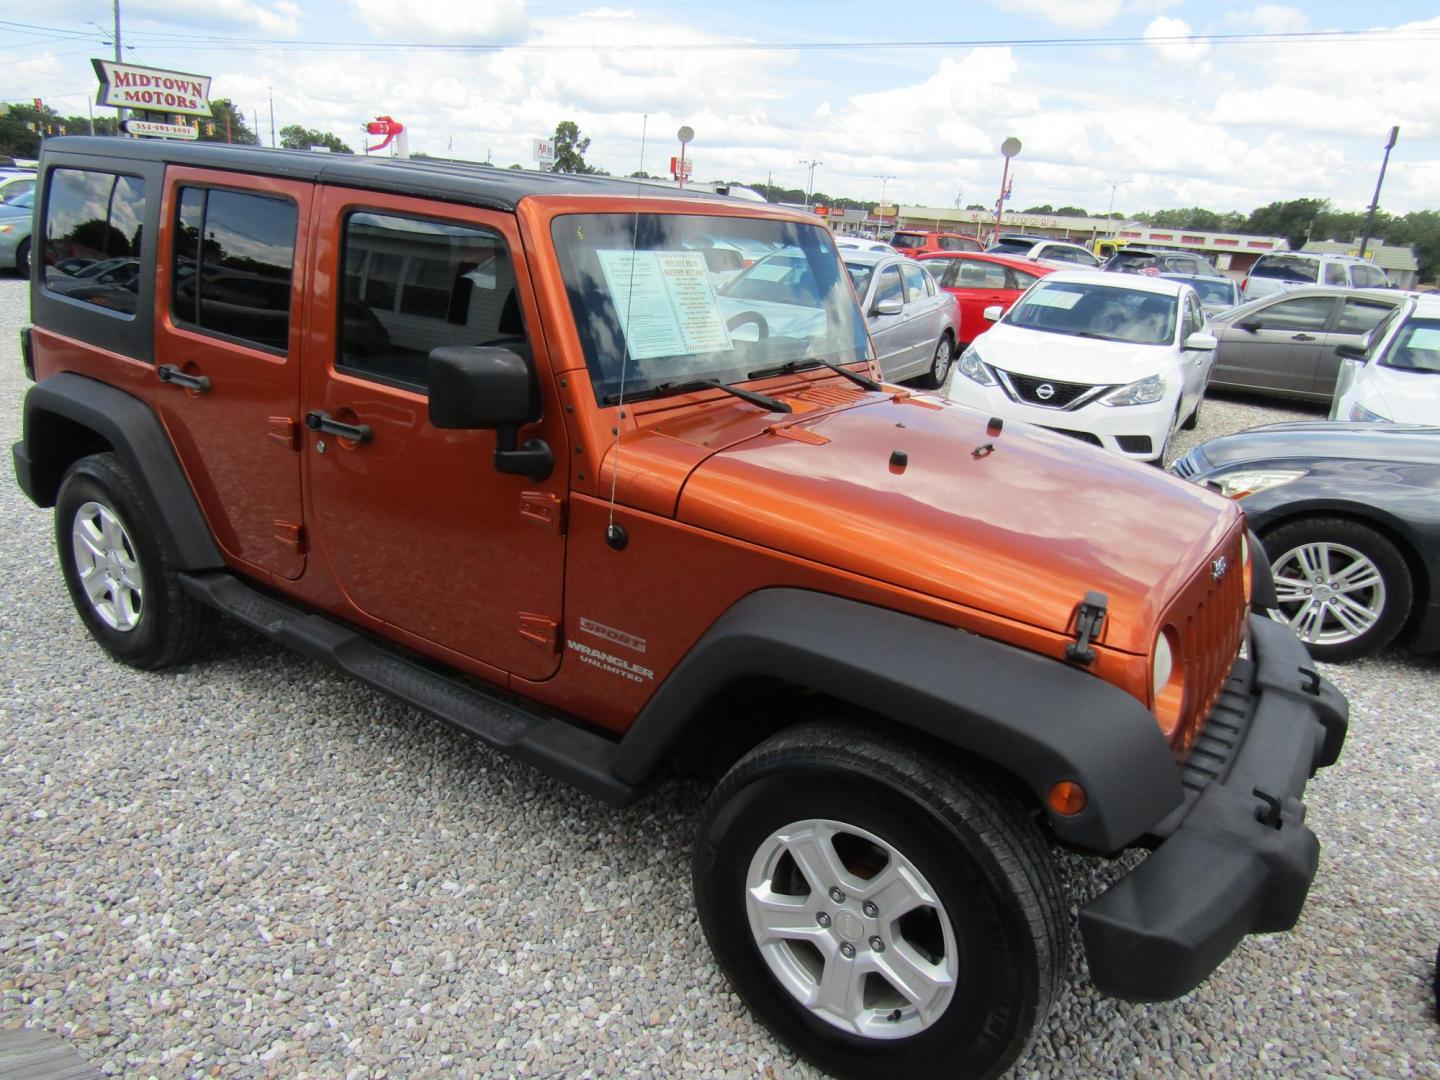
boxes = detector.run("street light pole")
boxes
[1358,126,1400,259]
[873,173,896,236]
[798,159,822,208]
[1097,179,1127,241]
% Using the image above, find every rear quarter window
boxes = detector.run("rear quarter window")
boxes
[1251,255,1318,283]
[43,168,147,315]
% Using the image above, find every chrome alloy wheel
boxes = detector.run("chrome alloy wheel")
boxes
[71,500,144,632]
[745,818,958,1039]
[1271,540,1385,646]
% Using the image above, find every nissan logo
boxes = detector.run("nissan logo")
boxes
[1035,383,1056,401]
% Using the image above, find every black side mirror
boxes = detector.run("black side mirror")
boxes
[1335,343,1368,361]
[428,345,553,480]
[1236,318,1261,332]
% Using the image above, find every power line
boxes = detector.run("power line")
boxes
[2,18,1437,56]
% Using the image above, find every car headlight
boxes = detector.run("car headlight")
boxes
[1206,469,1305,500]
[1348,402,1389,422]
[956,345,996,387]
[1152,627,1184,736]
[1101,374,1165,406]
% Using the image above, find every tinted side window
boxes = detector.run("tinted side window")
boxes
[1335,299,1393,335]
[1255,296,1334,331]
[900,263,927,302]
[1323,262,1347,286]
[1008,269,1040,290]
[171,187,297,351]
[875,266,904,309]
[340,212,523,392]
[946,259,1007,290]
[44,169,147,314]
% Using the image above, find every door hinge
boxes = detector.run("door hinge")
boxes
[273,521,306,555]
[520,491,566,534]
[518,612,559,651]
[267,416,299,451]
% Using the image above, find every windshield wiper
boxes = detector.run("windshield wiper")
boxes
[634,378,792,413]
[748,357,882,391]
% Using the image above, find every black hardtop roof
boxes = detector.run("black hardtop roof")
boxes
[39,136,745,214]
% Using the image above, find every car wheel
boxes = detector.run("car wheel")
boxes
[916,333,953,390]
[1262,517,1413,662]
[693,723,1065,1080]
[1181,392,1203,431]
[55,453,217,669]
[1152,404,1181,467]
[15,238,29,278]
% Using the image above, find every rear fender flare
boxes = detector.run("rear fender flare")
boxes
[16,373,222,570]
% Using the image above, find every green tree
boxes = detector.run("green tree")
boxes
[198,99,259,145]
[1019,203,1054,214]
[551,120,594,174]
[279,123,353,154]
[1245,198,1329,248]
[1054,205,1088,217]
[966,203,987,211]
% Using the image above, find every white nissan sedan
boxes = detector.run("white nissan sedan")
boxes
[945,272,1216,463]
[1331,294,1440,424]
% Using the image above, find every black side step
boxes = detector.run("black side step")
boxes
[179,570,637,805]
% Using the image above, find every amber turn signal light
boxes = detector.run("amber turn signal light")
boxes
[1047,780,1087,816]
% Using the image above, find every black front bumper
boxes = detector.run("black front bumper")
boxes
[1078,614,1347,1002]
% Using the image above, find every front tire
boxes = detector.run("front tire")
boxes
[55,453,217,669]
[15,237,30,278]
[1263,517,1412,661]
[693,724,1065,1080]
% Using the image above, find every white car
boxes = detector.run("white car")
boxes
[945,272,1216,463]
[1331,293,1440,423]
[836,237,897,254]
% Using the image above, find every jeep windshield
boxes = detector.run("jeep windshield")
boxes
[551,213,871,404]
[1003,280,1177,345]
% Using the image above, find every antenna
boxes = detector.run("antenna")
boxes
[604,113,648,551]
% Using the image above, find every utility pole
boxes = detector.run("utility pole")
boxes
[1097,179,1127,241]
[269,88,276,148]
[113,0,126,130]
[798,158,822,208]
[1358,126,1400,259]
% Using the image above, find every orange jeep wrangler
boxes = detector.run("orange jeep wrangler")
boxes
[13,138,1346,1080]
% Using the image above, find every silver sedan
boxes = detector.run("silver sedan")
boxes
[842,250,961,388]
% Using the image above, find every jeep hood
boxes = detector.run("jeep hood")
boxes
[671,392,1239,654]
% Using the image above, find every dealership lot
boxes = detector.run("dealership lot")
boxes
[0,274,1435,1078]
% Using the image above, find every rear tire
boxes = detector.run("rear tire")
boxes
[916,333,953,390]
[55,453,217,669]
[15,237,29,278]
[1181,392,1203,431]
[694,723,1065,1080]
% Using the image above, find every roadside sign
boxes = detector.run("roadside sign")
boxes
[124,119,199,140]
[533,138,555,166]
[93,60,212,118]
[669,155,693,179]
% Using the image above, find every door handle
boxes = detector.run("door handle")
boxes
[157,364,211,393]
[1291,333,1316,342]
[305,411,373,443]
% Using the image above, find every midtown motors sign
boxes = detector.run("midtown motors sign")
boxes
[93,60,213,118]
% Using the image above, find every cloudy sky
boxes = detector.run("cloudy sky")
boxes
[4,1,1438,216]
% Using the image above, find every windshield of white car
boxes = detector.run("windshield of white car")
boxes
[551,213,871,403]
[1379,317,1440,374]
[1003,281,1178,345]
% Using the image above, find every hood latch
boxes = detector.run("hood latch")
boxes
[1066,591,1108,665]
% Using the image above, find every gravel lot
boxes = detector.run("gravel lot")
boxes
[0,272,1436,1079]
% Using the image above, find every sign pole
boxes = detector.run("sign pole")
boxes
[994,137,1022,244]
[677,126,694,190]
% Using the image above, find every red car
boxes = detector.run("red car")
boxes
[917,251,1055,345]
[889,229,983,257]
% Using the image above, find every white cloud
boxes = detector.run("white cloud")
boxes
[122,0,303,35]
[1143,16,1209,66]
[344,0,528,43]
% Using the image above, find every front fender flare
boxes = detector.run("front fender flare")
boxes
[613,589,1181,852]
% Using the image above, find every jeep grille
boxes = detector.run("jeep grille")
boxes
[1162,526,1249,754]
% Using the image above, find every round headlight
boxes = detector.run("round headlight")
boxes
[1152,627,1185,739]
